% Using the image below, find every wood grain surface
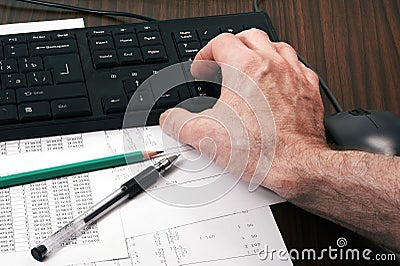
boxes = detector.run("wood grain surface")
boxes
[1,1,399,265]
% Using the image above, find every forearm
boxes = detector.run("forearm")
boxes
[293,148,400,252]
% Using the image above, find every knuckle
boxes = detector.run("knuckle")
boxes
[276,42,298,56]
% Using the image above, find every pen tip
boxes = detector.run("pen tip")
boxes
[156,151,164,154]
[168,154,180,163]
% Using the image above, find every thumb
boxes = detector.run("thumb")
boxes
[160,108,201,149]
[160,108,219,153]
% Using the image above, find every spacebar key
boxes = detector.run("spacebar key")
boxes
[51,97,91,118]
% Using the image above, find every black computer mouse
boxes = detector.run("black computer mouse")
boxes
[324,109,400,156]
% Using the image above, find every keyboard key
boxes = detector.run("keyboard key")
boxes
[27,71,52,87]
[16,83,87,103]
[137,32,163,46]
[112,26,135,35]
[197,28,220,41]
[30,39,78,56]
[0,105,18,124]
[92,50,119,68]
[127,89,154,111]
[123,78,142,94]
[0,45,3,59]
[3,36,26,45]
[177,42,201,59]
[117,48,143,65]
[0,59,18,74]
[102,94,128,114]
[136,24,158,33]
[5,44,28,58]
[89,36,115,51]
[174,30,198,43]
[19,57,44,72]
[114,34,139,48]
[51,97,91,118]
[87,29,111,38]
[29,34,51,42]
[141,46,168,63]
[1,73,27,89]
[44,54,84,84]
[156,90,180,108]
[0,90,16,105]
[52,32,75,40]
[191,81,221,98]
[220,25,244,34]
[18,102,51,121]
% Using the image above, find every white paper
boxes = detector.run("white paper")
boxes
[0,18,289,265]
[0,18,84,35]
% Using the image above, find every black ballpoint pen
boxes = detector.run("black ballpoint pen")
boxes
[31,155,179,261]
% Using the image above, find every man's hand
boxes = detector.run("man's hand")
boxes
[160,29,327,198]
[159,29,400,252]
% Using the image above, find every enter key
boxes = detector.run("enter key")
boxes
[44,54,84,84]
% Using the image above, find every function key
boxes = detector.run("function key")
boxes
[174,30,198,43]
[220,25,244,34]
[87,29,111,38]
[89,36,115,51]
[136,24,158,33]
[52,32,75,40]
[197,28,220,41]
[29,34,51,42]
[114,34,139,49]
[3,36,26,45]
[137,32,163,46]
[0,105,18,124]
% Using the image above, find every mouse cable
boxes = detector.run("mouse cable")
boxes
[253,0,343,113]
[15,0,157,21]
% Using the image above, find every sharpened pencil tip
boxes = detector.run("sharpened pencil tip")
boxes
[156,151,164,154]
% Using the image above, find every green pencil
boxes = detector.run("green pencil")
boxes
[0,150,163,188]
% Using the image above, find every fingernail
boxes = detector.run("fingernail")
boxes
[159,109,172,126]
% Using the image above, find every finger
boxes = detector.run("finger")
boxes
[235,28,279,58]
[191,33,253,79]
[159,108,217,153]
[273,42,303,74]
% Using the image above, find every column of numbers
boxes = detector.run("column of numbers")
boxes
[0,189,14,252]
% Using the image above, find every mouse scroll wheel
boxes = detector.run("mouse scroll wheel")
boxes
[349,108,371,116]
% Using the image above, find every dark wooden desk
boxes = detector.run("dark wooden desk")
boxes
[1,1,399,265]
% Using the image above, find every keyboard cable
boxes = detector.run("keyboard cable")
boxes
[15,0,157,21]
[253,0,343,113]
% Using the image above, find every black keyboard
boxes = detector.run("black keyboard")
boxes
[0,12,278,141]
